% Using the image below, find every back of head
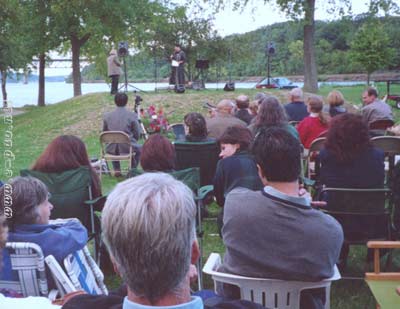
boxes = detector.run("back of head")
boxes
[184,112,207,138]
[289,88,303,101]
[219,126,253,151]
[32,135,91,173]
[254,92,267,104]
[236,95,250,109]
[114,92,128,107]
[102,173,196,303]
[0,176,48,228]
[325,113,370,163]
[327,90,344,107]
[307,95,323,113]
[140,134,176,172]
[252,127,301,182]
[366,86,378,98]
[217,99,235,115]
[256,96,287,127]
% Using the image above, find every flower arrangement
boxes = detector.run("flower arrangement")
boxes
[140,105,169,134]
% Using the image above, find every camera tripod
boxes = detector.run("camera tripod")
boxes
[134,92,149,140]
[119,56,146,93]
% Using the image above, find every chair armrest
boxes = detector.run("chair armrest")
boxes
[196,185,214,201]
[85,195,107,206]
[367,241,400,249]
[202,253,221,275]
[301,176,315,187]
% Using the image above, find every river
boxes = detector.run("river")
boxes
[4,80,365,108]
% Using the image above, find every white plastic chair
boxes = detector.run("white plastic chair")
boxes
[203,253,341,309]
[63,246,108,295]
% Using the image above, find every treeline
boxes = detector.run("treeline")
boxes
[81,15,400,82]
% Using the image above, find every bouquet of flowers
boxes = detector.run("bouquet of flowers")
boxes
[140,105,169,134]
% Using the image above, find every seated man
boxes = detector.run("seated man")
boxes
[103,92,141,175]
[206,99,246,139]
[361,87,394,126]
[284,87,309,122]
[220,127,344,309]
[234,95,254,125]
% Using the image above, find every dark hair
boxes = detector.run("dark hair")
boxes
[236,96,250,109]
[115,92,128,107]
[219,126,253,151]
[184,112,207,138]
[307,95,328,125]
[255,96,288,129]
[140,134,176,172]
[32,135,101,197]
[252,127,301,182]
[325,113,371,163]
[0,177,48,229]
[365,87,378,98]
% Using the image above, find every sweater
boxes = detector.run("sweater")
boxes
[297,116,328,149]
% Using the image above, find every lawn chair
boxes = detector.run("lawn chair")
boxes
[371,136,400,183]
[126,167,213,290]
[304,137,326,180]
[174,140,220,186]
[20,167,104,262]
[63,246,108,295]
[0,242,60,299]
[45,255,77,295]
[203,253,340,309]
[100,131,134,177]
[365,241,400,309]
[369,120,395,137]
[317,187,393,272]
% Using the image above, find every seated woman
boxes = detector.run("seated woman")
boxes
[214,126,263,233]
[297,95,329,149]
[140,133,176,172]
[183,112,215,142]
[248,96,299,140]
[0,204,60,307]
[318,113,384,189]
[327,90,346,117]
[0,176,87,284]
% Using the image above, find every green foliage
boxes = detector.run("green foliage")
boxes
[350,20,396,83]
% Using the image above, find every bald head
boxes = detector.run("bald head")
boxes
[289,88,303,102]
[236,95,250,109]
[217,99,235,115]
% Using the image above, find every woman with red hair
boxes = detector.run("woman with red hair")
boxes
[32,135,101,198]
[140,134,176,172]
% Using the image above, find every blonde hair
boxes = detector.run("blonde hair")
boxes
[249,100,259,115]
[307,95,328,125]
[327,90,344,107]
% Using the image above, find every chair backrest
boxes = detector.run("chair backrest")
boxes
[369,119,395,130]
[365,241,400,309]
[169,123,186,141]
[100,131,131,145]
[0,242,49,297]
[174,141,219,186]
[305,137,326,179]
[20,167,93,231]
[203,253,340,309]
[45,255,76,296]
[64,246,108,295]
[371,136,400,182]
[318,188,392,243]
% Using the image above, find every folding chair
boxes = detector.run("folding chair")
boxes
[20,167,104,262]
[365,241,400,309]
[0,242,60,299]
[203,253,340,309]
[100,131,134,177]
[63,246,108,295]
[174,140,220,186]
[369,119,395,137]
[45,255,76,295]
[371,136,400,183]
[318,187,393,273]
[304,137,326,180]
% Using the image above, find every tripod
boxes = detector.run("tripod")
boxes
[134,93,149,140]
[119,56,146,93]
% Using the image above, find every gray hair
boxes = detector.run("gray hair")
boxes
[256,96,288,128]
[290,87,303,101]
[0,176,48,228]
[254,92,268,103]
[102,173,197,303]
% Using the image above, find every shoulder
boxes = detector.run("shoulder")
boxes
[226,187,261,202]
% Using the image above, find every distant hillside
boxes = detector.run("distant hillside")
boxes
[81,15,400,82]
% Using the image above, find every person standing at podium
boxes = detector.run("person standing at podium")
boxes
[170,44,186,87]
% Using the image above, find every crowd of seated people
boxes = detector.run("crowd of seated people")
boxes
[1,87,394,308]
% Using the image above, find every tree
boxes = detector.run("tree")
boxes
[195,0,399,93]
[350,21,395,84]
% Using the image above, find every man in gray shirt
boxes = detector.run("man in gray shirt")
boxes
[221,127,343,309]
[103,93,141,174]
[361,87,393,126]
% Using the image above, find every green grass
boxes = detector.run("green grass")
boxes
[1,86,400,308]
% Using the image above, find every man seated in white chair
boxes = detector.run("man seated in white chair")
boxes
[220,127,344,309]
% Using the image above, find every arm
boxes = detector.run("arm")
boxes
[213,161,226,207]
[102,119,108,132]
[130,116,140,141]
[113,55,121,67]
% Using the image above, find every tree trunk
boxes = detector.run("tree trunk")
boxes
[38,53,46,106]
[71,35,82,97]
[367,72,371,85]
[1,70,7,108]
[303,0,318,93]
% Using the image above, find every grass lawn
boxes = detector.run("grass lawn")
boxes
[1,86,400,308]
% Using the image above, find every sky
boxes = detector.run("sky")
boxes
[43,0,378,76]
